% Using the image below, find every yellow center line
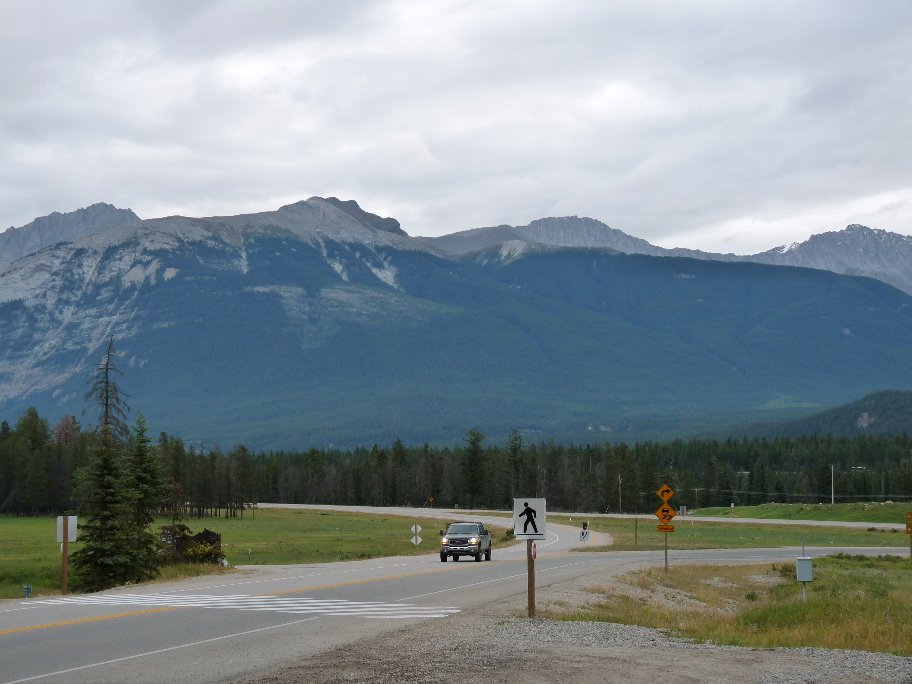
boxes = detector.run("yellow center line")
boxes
[262,553,544,595]
[3,546,575,634]
[0,607,179,636]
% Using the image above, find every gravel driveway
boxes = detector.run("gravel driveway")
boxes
[233,568,912,684]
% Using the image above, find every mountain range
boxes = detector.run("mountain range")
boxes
[418,217,912,296]
[1,199,911,449]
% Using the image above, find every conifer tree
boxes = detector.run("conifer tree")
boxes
[124,415,163,581]
[84,337,131,441]
[459,429,485,506]
[71,427,134,591]
[16,408,53,514]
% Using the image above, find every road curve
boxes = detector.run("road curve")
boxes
[0,505,907,684]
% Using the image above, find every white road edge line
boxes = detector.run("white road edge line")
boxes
[0,617,320,684]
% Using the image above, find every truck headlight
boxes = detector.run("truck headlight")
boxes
[441,537,449,545]
[469,537,479,545]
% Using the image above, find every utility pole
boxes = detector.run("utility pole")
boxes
[618,474,622,514]
[831,464,835,505]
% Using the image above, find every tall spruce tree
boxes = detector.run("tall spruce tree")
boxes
[71,427,134,591]
[84,337,131,441]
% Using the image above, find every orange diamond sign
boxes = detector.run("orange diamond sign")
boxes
[655,504,677,525]
[906,511,912,534]
[656,485,674,501]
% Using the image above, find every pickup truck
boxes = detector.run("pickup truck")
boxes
[439,521,493,562]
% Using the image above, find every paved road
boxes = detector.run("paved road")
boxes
[262,503,908,530]
[1,505,907,684]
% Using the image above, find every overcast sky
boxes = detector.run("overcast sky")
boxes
[1,1,911,254]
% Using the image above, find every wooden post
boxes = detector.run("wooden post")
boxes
[527,539,535,618]
[61,516,69,595]
[634,517,638,545]
[664,531,668,575]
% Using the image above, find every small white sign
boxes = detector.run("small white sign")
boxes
[513,498,546,540]
[56,516,77,543]
[580,529,590,542]
[411,524,422,535]
[411,535,422,546]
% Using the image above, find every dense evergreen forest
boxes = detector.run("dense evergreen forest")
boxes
[3,408,912,517]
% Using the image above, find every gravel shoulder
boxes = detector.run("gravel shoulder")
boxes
[232,565,912,684]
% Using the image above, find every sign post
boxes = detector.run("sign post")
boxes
[514,498,546,619]
[56,515,77,595]
[654,486,676,574]
[410,524,422,547]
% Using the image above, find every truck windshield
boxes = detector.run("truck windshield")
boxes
[447,524,479,534]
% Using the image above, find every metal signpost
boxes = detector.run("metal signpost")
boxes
[796,537,813,600]
[579,521,590,543]
[654,486,676,574]
[513,498,546,618]
[411,524,422,547]
[56,515,77,595]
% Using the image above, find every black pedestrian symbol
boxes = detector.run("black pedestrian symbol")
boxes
[519,502,538,534]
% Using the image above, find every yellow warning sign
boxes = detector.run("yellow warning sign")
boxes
[657,525,675,533]
[905,511,912,534]
[656,485,674,501]
[654,504,677,525]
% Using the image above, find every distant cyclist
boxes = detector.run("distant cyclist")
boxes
[519,502,538,534]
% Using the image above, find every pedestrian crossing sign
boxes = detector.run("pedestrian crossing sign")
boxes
[513,498,546,540]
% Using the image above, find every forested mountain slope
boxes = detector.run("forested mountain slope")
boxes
[739,390,912,439]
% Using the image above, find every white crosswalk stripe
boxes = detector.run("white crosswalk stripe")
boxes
[36,593,460,619]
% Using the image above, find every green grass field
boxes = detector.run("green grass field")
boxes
[546,554,912,655]
[693,502,911,524]
[551,514,911,551]
[0,509,512,599]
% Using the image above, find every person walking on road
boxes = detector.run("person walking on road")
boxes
[519,502,538,534]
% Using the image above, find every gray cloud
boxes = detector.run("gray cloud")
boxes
[1,0,911,253]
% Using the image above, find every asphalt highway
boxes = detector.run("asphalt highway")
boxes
[1,505,907,684]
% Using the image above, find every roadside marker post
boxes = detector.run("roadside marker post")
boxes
[514,498,546,619]
[410,524,422,547]
[56,515,77,595]
[654,486,676,574]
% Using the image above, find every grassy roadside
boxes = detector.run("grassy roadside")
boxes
[0,509,512,599]
[542,554,912,655]
[692,502,910,524]
[550,514,910,551]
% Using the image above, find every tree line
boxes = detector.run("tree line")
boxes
[4,412,912,519]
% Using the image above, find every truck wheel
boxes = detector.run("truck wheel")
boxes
[440,553,447,562]
[485,547,492,561]
[474,551,481,562]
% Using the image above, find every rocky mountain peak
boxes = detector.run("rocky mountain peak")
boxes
[319,197,407,237]
[0,202,139,270]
